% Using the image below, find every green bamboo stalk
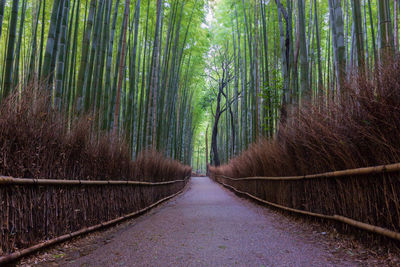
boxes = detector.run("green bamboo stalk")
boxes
[110,1,129,131]
[298,0,309,101]
[55,0,70,109]
[42,0,62,81]
[75,0,96,114]
[351,0,365,73]
[94,0,110,115]
[112,0,130,137]
[367,0,377,65]
[314,0,323,95]
[0,0,6,40]
[66,0,80,117]
[38,0,46,79]
[328,0,346,97]
[12,0,27,88]
[126,0,141,143]
[2,0,20,97]
[28,0,42,83]
[84,0,104,112]
[378,0,394,57]
[103,0,120,129]
[61,0,76,112]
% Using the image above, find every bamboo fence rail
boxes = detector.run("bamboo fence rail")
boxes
[0,186,186,265]
[0,176,187,185]
[215,162,400,181]
[212,162,400,242]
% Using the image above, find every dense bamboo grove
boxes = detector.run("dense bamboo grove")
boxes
[204,0,398,167]
[0,0,208,165]
[0,0,399,172]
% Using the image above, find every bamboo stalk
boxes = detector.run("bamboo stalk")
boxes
[0,185,187,265]
[217,180,400,242]
[0,176,189,186]
[215,162,400,181]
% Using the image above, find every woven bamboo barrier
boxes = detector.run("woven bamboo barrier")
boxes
[212,163,400,242]
[0,176,189,258]
[0,187,185,265]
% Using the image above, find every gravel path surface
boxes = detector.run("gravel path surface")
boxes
[39,177,363,267]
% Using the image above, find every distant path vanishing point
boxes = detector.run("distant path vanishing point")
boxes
[58,177,359,267]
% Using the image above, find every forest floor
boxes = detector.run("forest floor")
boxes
[18,177,399,267]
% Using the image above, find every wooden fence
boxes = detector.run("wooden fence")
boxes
[0,176,189,264]
[211,163,400,242]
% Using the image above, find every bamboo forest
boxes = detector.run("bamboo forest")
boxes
[0,0,397,168]
[1,0,400,265]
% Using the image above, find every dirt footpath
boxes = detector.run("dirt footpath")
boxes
[20,177,399,266]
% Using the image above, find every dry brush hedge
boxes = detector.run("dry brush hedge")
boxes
[0,86,192,256]
[211,169,400,238]
[210,59,400,242]
[0,178,188,255]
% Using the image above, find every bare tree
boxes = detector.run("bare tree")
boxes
[208,46,235,166]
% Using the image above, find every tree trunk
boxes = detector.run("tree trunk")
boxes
[206,124,209,168]
[211,90,222,166]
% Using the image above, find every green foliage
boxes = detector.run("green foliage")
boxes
[0,0,396,170]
